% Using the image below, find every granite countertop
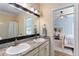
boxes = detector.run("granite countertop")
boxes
[0,38,49,56]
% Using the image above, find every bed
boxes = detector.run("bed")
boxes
[64,35,74,48]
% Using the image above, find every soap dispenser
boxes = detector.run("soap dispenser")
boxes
[42,24,47,37]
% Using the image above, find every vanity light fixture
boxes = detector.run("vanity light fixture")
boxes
[34,9,40,15]
[35,10,38,13]
[30,8,35,12]
[30,8,39,14]
[9,3,40,17]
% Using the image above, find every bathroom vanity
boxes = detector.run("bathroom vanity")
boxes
[25,39,49,56]
[0,38,50,56]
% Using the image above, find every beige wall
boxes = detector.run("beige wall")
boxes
[39,3,73,36]
[0,11,16,21]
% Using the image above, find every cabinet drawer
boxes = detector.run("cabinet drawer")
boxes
[39,41,49,56]
[33,52,39,56]
[40,41,49,49]
[25,48,39,56]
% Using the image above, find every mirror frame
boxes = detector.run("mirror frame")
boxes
[9,3,40,17]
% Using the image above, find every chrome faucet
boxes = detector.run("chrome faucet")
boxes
[13,38,18,46]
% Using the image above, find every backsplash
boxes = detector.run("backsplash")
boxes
[0,34,40,44]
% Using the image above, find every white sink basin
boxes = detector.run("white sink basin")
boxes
[6,43,31,55]
[33,38,45,43]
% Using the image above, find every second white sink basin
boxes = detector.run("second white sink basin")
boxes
[33,38,45,43]
[6,43,31,55]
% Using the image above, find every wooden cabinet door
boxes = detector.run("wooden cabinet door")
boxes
[25,48,39,56]
[33,52,39,56]
[39,42,49,56]
[44,44,49,56]
[39,47,45,56]
[24,41,49,56]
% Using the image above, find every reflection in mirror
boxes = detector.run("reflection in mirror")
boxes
[53,5,74,55]
[17,12,40,36]
[0,3,40,39]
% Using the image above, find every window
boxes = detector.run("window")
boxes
[24,16,32,35]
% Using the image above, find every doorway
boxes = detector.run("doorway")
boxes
[52,5,75,56]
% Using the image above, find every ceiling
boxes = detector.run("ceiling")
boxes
[0,3,23,16]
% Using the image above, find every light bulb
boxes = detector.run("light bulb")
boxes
[35,10,38,13]
[30,8,34,12]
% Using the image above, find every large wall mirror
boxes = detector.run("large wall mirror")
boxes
[0,3,40,40]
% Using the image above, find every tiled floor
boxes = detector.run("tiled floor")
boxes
[54,50,71,56]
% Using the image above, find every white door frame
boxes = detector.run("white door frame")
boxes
[74,4,79,56]
[51,3,79,56]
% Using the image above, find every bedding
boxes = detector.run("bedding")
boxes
[64,35,74,48]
